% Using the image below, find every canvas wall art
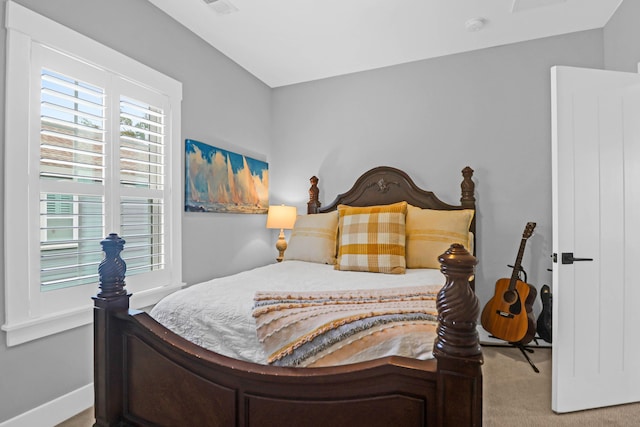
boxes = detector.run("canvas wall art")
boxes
[185,139,269,213]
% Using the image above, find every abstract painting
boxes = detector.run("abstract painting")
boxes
[185,139,269,213]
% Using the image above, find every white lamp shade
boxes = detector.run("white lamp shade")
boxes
[266,205,297,229]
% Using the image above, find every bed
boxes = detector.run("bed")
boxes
[93,165,482,426]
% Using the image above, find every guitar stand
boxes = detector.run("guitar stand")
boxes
[507,264,527,283]
[508,341,539,373]
[484,336,540,373]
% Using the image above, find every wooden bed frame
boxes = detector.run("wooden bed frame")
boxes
[93,166,482,426]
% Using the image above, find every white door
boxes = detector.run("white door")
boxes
[551,65,640,413]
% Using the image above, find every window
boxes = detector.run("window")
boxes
[3,2,183,346]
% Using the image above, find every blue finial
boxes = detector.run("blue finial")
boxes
[98,233,127,298]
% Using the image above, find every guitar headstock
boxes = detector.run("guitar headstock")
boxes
[523,222,536,239]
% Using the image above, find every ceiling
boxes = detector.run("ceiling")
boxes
[148,0,623,88]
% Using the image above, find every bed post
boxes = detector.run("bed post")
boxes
[93,233,129,427]
[435,243,482,427]
[307,175,321,214]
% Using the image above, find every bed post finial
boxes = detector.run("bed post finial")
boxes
[461,166,475,209]
[435,243,482,426]
[434,243,481,361]
[98,233,127,300]
[307,176,321,214]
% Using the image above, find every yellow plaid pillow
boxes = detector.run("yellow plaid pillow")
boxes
[285,211,339,264]
[335,202,407,274]
[405,205,474,268]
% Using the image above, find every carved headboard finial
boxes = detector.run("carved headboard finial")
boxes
[307,176,321,214]
[461,166,475,208]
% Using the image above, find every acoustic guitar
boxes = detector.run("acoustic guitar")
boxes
[481,222,538,344]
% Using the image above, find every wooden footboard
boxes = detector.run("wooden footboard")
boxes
[93,235,481,426]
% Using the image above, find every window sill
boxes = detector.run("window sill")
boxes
[1,282,184,346]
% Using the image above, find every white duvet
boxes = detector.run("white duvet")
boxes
[150,260,445,364]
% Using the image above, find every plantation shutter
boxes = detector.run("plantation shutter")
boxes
[39,68,106,291]
[119,96,166,277]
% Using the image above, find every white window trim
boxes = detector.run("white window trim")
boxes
[3,1,184,346]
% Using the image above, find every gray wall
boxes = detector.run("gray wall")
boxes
[0,0,273,422]
[271,30,604,313]
[604,0,640,72]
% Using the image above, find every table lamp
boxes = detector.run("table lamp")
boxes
[266,205,297,262]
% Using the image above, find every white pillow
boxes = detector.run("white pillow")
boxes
[284,211,339,264]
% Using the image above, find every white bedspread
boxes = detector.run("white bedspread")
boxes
[150,260,445,364]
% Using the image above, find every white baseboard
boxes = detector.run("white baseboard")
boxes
[0,383,93,427]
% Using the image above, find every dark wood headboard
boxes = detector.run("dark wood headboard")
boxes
[307,165,476,243]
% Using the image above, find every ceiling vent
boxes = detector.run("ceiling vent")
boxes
[203,0,238,15]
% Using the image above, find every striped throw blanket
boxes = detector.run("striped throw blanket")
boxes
[252,285,440,367]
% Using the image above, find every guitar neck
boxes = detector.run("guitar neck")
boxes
[508,222,536,290]
[508,239,528,288]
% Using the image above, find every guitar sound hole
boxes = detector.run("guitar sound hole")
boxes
[503,290,518,304]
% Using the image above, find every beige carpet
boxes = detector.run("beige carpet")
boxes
[482,345,640,426]
[58,346,640,426]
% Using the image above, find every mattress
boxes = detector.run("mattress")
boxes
[150,260,445,364]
